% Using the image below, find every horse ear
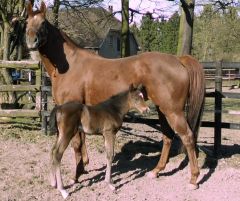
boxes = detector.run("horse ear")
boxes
[40,1,47,16]
[26,1,33,17]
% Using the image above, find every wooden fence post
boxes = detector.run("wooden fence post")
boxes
[40,63,48,134]
[35,62,41,110]
[214,60,222,157]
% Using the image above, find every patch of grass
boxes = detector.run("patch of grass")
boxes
[0,118,49,143]
[203,98,240,122]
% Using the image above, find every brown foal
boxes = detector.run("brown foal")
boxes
[49,84,149,198]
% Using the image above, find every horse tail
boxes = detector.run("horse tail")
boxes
[49,105,60,135]
[179,55,205,144]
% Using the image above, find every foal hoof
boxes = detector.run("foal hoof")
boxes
[60,189,69,199]
[188,183,199,190]
[146,171,157,179]
[50,180,57,188]
[104,180,116,191]
[108,183,116,191]
[69,179,77,185]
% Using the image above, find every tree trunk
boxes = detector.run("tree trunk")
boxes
[177,0,195,56]
[121,0,130,57]
[53,0,60,28]
[17,0,25,61]
[0,23,16,108]
[3,21,10,60]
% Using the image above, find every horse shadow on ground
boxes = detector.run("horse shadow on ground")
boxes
[197,139,240,185]
[73,125,240,193]
[75,125,190,192]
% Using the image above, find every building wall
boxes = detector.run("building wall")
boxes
[98,31,138,58]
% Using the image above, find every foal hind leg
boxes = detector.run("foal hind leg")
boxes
[50,138,58,188]
[71,132,89,183]
[103,131,116,191]
[166,112,199,189]
[51,130,74,199]
[147,109,175,178]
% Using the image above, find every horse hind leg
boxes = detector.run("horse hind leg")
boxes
[166,112,200,189]
[51,129,74,199]
[147,109,175,178]
[146,135,173,178]
[50,138,58,188]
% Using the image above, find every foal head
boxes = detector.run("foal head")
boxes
[128,84,150,114]
[25,1,48,50]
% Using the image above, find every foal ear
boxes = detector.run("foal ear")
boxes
[129,83,135,91]
[40,1,47,16]
[137,84,143,91]
[26,1,33,17]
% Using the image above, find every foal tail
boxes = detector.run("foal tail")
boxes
[179,55,205,143]
[49,105,60,135]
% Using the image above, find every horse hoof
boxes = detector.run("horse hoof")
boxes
[146,171,157,179]
[188,183,199,190]
[83,158,89,166]
[60,189,69,199]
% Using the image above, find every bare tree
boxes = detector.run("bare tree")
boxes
[121,0,130,57]
[177,0,195,56]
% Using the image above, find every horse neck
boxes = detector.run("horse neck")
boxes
[38,21,78,77]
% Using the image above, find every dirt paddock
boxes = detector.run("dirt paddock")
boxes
[0,121,240,201]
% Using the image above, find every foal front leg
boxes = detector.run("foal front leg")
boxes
[103,131,116,190]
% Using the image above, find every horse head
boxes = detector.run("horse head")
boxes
[25,1,48,50]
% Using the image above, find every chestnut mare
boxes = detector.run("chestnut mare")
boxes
[49,84,149,198]
[25,1,205,191]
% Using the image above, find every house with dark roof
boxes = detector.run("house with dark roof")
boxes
[47,7,139,58]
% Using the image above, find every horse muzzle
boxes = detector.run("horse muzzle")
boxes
[141,106,150,114]
[26,34,41,51]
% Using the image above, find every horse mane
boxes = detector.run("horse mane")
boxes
[45,20,79,49]
[45,19,100,56]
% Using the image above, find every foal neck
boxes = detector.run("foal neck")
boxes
[107,91,131,118]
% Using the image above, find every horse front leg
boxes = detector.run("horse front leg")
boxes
[71,131,89,184]
[103,131,116,191]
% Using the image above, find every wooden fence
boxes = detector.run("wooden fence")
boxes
[0,60,239,156]
[0,60,41,118]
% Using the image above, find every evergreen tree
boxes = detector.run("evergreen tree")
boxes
[139,13,156,52]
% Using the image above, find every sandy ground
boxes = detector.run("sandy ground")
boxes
[0,120,240,201]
